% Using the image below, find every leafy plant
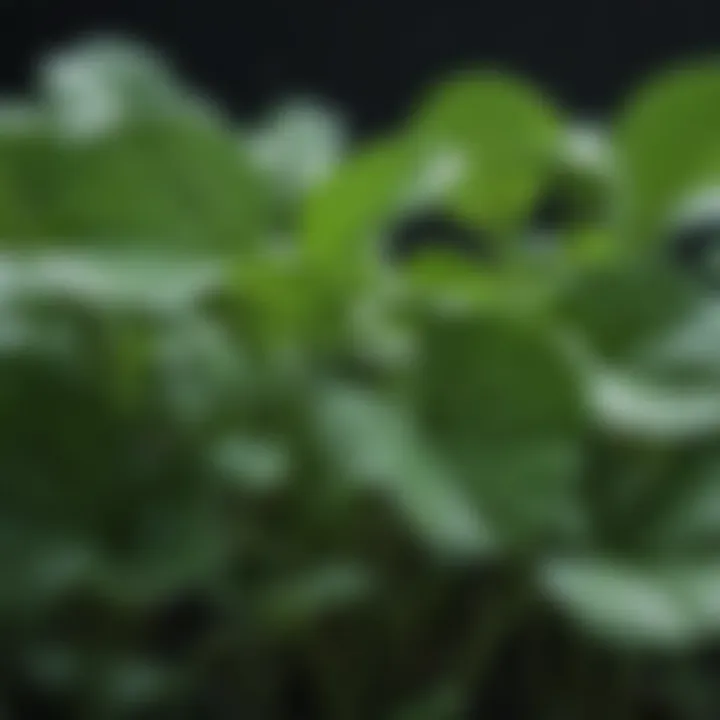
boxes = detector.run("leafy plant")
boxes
[3,35,720,719]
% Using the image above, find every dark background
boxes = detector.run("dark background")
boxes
[1,0,720,134]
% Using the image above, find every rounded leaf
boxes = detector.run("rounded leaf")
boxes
[410,72,560,234]
[616,63,720,245]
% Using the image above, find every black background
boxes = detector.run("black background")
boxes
[2,0,720,134]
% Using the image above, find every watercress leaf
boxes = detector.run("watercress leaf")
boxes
[616,62,720,245]
[558,261,697,362]
[541,557,720,648]
[414,310,586,545]
[37,38,270,248]
[410,71,560,235]
[303,136,415,278]
[313,382,495,559]
[0,101,63,242]
[585,366,720,442]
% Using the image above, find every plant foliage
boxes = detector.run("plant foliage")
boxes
[3,36,720,719]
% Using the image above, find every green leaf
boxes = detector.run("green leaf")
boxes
[416,311,581,438]
[615,62,720,244]
[313,383,494,559]
[540,557,720,648]
[636,299,720,384]
[403,253,565,318]
[414,311,585,545]
[45,116,269,248]
[558,261,697,362]
[150,117,271,250]
[410,71,560,235]
[1,252,222,312]
[302,136,415,278]
[36,38,270,248]
[0,101,62,242]
[571,295,720,442]
[585,366,720,442]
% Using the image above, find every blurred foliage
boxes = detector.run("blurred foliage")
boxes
[4,35,720,719]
